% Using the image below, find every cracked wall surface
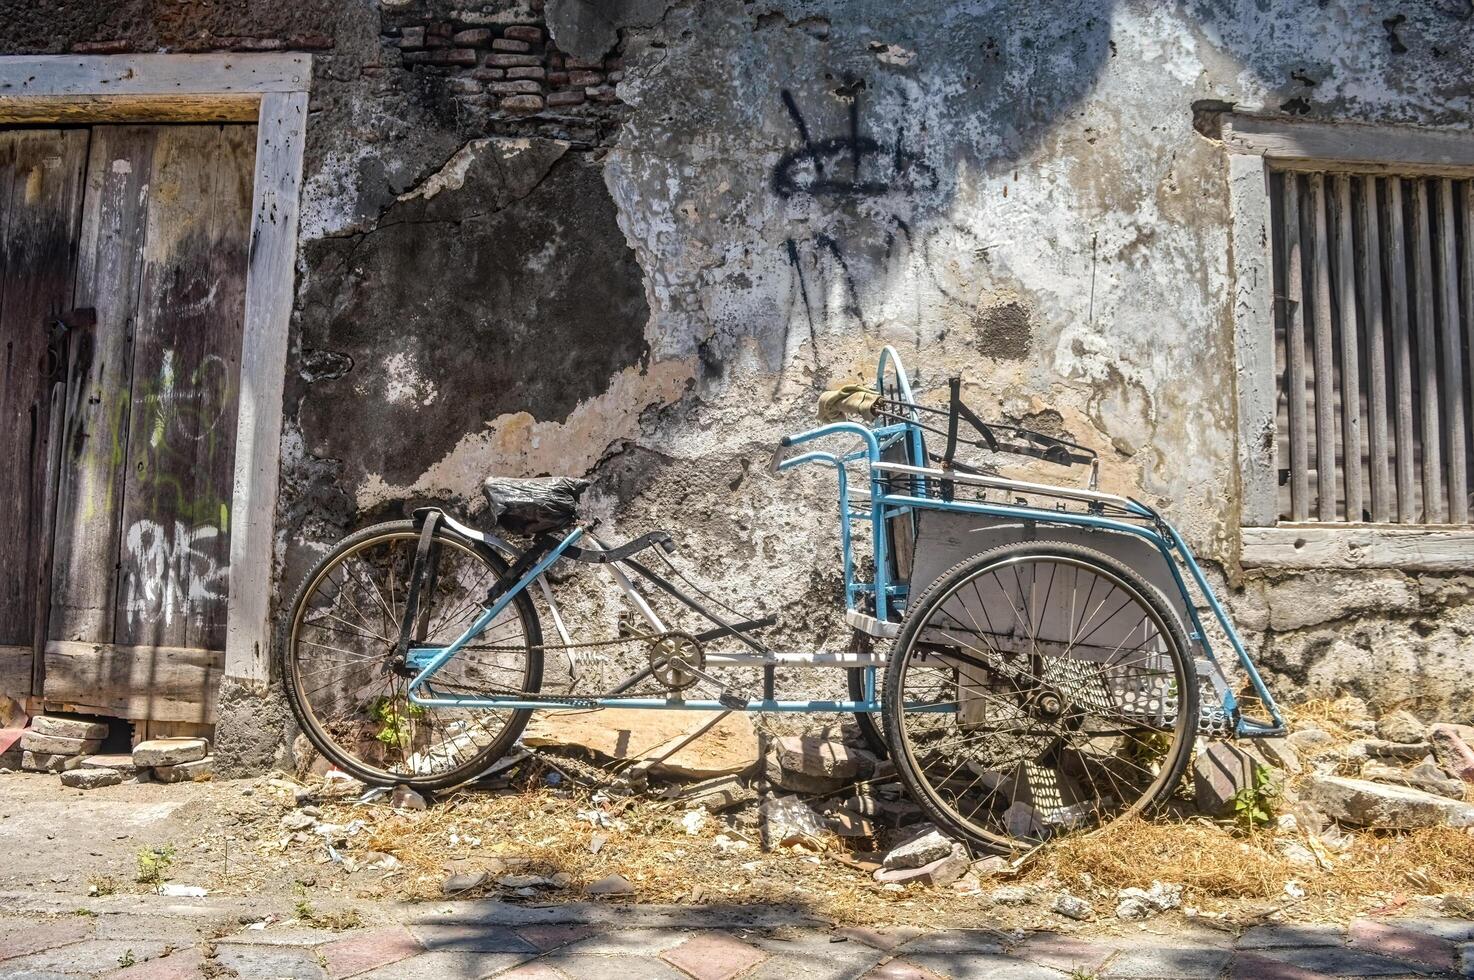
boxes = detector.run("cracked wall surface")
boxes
[6,0,1474,760]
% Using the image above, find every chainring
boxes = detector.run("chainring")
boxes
[647,631,704,691]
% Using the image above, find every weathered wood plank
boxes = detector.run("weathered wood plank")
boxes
[1308,173,1338,521]
[1283,173,1310,522]
[0,130,89,658]
[1466,182,1474,526]
[0,95,260,125]
[1359,176,1392,523]
[1411,179,1444,522]
[0,645,33,701]
[1242,525,1474,571]
[1333,175,1364,521]
[42,640,221,723]
[0,54,310,98]
[225,90,309,689]
[49,126,155,646]
[1231,155,1278,526]
[1224,115,1474,174]
[1385,178,1418,523]
[1437,179,1468,523]
[114,125,254,652]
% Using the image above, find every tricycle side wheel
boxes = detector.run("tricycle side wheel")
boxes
[882,540,1197,852]
[846,631,887,759]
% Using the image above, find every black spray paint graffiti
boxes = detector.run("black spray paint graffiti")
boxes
[771,83,938,199]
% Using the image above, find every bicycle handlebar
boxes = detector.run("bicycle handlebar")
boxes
[773,422,880,477]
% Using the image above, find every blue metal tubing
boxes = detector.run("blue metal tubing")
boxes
[405,695,959,713]
[878,492,1286,737]
[407,524,586,704]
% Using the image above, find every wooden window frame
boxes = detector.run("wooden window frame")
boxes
[1226,112,1474,571]
[0,54,309,695]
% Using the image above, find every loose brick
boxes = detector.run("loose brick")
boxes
[503,25,543,43]
[430,48,478,65]
[500,94,544,113]
[452,28,492,45]
[483,53,542,67]
[506,66,546,79]
[567,69,603,86]
[489,79,542,95]
[545,90,585,107]
[399,26,425,48]
[492,38,531,52]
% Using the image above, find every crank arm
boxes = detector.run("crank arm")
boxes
[670,657,750,710]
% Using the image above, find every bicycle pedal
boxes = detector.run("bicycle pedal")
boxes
[718,691,749,710]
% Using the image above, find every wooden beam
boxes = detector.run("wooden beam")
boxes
[1308,173,1338,521]
[1386,178,1418,523]
[0,645,32,701]
[1333,175,1364,522]
[1284,173,1310,521]
[1437,179,1468,522]
[1412,180,1445,522]
[1224,114,1474,175]
[1359,176,1391,523]
[0,94,259,124]
[0,54,310,98]
[224,90,308,690]
[1242,525,1474,571]
[1229,154,1279,527]
[43,640,222,723]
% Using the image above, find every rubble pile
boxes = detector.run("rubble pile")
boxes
[2,716,214,789]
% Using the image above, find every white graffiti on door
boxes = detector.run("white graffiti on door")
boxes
[122,519,228,627]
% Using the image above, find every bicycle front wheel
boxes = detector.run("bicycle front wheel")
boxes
[280,519,543,790]
[883,540,1196,851]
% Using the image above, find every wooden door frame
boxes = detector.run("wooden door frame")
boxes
[0,54,310,708]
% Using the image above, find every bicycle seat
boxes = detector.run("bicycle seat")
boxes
[482,476,589,535]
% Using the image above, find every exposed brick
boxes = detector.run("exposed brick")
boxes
[471,67,506,80]
[503,25,543,43]
[546,71,570,86]
[321,926,422,978]
[500,94,544,113]
[401,51,432,64]
[492,38,531,52]
[567,70,603,86]
[586,84,619,102]
[506,66,546,79]
[232,37,287,51]
[426,21,452,37]
[431,48,478,65]
[452,28,492,45]
[399,26,425,48]
[514,923,601,952]
[489,79,542,95]
[546,53,564,69]
[71,39,132,53]
[545,90,585,107]
[565,56,602,69]
[660,933,769,980]
[484,53,542,67]
[1348,920,1456,970]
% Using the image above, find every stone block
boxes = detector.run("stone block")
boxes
[133,738,207,767]
[61,767,123,789]
[882,825,953,870]
[1193,741,1259,817]
[471,67,506,80]
[774,734,876,781]
[1376,709,1427,744]
[1361,761,1467,800]
[32,716,109,741]
[1430,725,1474,782]
[22,750,85,772]
[874,844,969,886]
[1302,774,1474,828]
[20,731,102,755]
[489,80,542,95]
[430,48,478,65]
[153,756,213,783]
[506,66,546,79]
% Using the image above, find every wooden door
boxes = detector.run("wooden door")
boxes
[0,130,88,701]
[0,123,254,725]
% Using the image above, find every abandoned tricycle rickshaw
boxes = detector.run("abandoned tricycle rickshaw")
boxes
[280,346,1286,853]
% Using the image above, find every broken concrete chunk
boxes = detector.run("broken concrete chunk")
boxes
[1114,881,1183,920]
[1252,738,1302,775]
[585,873,635,896]
[22,750,86,773]
[280,811,317,832]
[1361,761,1468,800]
[1429,725,1474,783]
[882,825,953,870]
[133,738,207,767]
[773,735,877,782]
[1376,709,1427,744]
[32,716,109,741]
[680,773,757,813]
[154,757,214,783]
[60,767,123,789]
[1052,893,1094,921]
[20,731,102,756]
[1287,728,1337,756]
[522,708,757,779]
[873,844,969,887]
[1354,738,1430,762]
[989,885,1036,905]
[1194,742,1268,818]
[1302,774,1474,829]
[80,753,139,775]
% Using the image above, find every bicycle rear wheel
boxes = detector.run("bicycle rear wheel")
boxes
[280,519,543,790]
[883,540,1196,851]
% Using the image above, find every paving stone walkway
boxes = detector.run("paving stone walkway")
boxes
[0,893,1470,979]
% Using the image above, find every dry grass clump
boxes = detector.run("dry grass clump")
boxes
[1329,827,1474,897]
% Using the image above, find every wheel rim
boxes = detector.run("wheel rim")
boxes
[287,531,536,783]
[892,553,1190,847]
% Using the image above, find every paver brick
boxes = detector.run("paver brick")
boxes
[104,946,207,979]
[496,963,568,979]
[1349,919,1457,970]
[1102,944,1233,979]
[837,926,925,951]
[863,960,946,980]
[321,925,422,977]
[514,923,603,952]
[2,939,169,975]
[354,949,531,979]
[408,922,538,953]
[1236,924,1344,949]
[1229,951,1335,980]
[213,942,328,979]
[743,931,887,980]
[1256,944,1445,976]
[1010,933,1118,972]
[0,916,92,961]
[542,952,688,979]
[660,932,769,980]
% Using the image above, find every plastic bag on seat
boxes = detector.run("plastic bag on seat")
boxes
[481,476,588,535]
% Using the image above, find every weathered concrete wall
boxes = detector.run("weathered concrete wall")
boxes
[6,0,1474,761]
